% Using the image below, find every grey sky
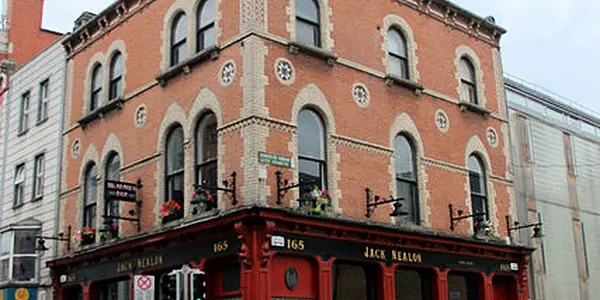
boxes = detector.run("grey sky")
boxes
[42,0,599,113]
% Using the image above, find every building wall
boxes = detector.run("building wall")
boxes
[507,83,600,300]
[0,36,66,297]
[58,0,513,262]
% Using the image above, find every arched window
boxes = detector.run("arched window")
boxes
[83,164,98,228]
[90,65,103,111]
[468,155,488,220]
[197,0,215,52]
[395,135,418,224]
[171,13,188,66]
[296,0,320,47]
[109,52,123,100]
[195,113,218,199]
[105,154,121,228]
[388,29,409,79]
[459,58,477,104]
[165,126,184,222]
[298,109,326,192]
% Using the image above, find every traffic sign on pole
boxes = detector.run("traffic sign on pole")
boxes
[134,275,155,300]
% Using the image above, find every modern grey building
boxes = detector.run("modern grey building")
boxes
[0,36,66,299]
[506,74,600,300]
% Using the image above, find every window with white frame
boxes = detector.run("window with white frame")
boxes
[33,154,45,200]
[19,91,30,133]
[0,228,40,283]
[14,164,25,207]
[37,79,49,122]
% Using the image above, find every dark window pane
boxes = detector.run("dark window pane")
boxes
[85,166,98,206]
[395,269,431,300]
[100,279,130,300]
[396,180,417,223]
[222,262,241,292]
[298,110,325,159]
[92,66,103,91]
[198,0,215,27]
[389,56,409,79]
[448,274,479,300]
[296,0,319,22]
[13,257,36,281]
[167,127,184,174]
[110,53,123,80]
[395,135,415,179]
[0,259,8,281]
[14,230,38,254]
[299,158,325,190]
[173,14,187,44]
[296,20,319,46]
[459,58,475,83]
[333,263,376,300]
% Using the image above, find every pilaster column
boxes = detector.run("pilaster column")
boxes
[318,257,334,300]
[382,263,395,300]
[436,268,448,300]
[483,275,494,300]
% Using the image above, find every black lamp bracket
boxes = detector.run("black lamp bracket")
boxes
[449,204,486,231]
[103,179,143,232]
[506,215,543,239]
[35,225,71,251]
[194,171,237,206]
[365,187,404,218]
[275,171,316,205]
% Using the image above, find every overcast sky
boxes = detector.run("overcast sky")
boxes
[41,0,599,114]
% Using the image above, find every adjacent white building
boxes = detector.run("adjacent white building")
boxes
[506,74,600,300]
[0,35,66,299]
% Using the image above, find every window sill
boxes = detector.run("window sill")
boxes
[458,101,492,118]
[12,203,24,209]
[31,196,43,203]
[16,129,28,137]
[385,74,425,95]
[288,41,338,66]
[77,96,125,129]
[157,45,220,86]
[36,117,48,126]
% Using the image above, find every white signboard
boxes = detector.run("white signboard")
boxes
[134,275,155,300]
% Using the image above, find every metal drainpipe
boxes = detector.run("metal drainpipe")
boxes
[0,75,12,226]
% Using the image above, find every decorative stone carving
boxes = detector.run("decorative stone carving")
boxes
[135,105,147,128]
[275,58,295,85]
[219,60,236,86]
[487,127,498,147]
[352,83,370,108]
[72,140,81,158]
[435,109,450,133]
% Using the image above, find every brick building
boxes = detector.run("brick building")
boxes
[49,0,532,299]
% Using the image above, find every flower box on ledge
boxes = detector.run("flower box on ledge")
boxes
[160,200,183,223]
[77,227,96,246]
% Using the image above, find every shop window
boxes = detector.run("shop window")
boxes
[197,0,215,52]
[64,285,83,300]
[90,64,103,111]
[164,126,185,223]
[109,52,123,100]
[448,273,481,300]
[298,109,327,194]
[296,0,321,47]
[332,262,378,300]
[221,261,241,292]
[459,58,477,104]
[395,134,419,224]
[395,268,432,300]
[83,164,98,227]
[388,28,409,79]
[98,278,131,300]
[0,228,40,283]
[468,155,488,221]
[171,13,188,66]
[195,113,218,207]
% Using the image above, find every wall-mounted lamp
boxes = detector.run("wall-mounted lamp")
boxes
[506,214,544,240]
[365,188,407,218]
[275,171,316,205]
[192,171,237,213]
[35,225,71,252]
[449,204,486,231]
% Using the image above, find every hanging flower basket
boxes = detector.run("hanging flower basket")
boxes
[298,186,331,216]
[76,227,96,246]
[160,199,182,220]
[473,219,501,241]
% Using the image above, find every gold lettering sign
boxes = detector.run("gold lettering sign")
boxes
[499,264,511,272]
[116,255,164,273]
[286,239,305,251]
[458,260,474,266]
[391,249,423,263]
[363,246,387,260]
[213,240,229,253]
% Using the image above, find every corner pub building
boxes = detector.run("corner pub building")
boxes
[48,0,533,299]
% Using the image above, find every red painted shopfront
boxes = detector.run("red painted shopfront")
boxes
[48,207,531,300]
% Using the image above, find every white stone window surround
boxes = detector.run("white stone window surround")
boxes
[98,133,126,236]
[463,135,497,233]
[454,45,486,108]
[381,14,420,83]
[160,0,223,72]
[77,144,100,233]
[389,112,429,226]
[286,0,334,51]
[82,40,128,115]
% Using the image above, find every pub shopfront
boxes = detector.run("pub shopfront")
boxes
[48,207,532,300]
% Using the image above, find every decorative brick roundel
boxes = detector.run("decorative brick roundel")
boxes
[487,127,498,147]
[275,58,295,84]
[135,105,147,128]
[435,109,449,133]
[72,140,81,158]
[352,83,369,108]
[220,60,236,86]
